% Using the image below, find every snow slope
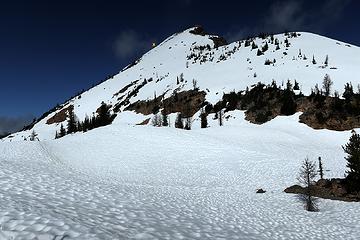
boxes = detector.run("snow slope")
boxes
[1,112,359,239]
[3,27,360,141]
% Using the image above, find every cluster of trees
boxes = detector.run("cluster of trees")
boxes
[298,131,360,212]
[310,74,334,97]
[152,110,169,127]
[55,102,115,139]
[152,107,224,130]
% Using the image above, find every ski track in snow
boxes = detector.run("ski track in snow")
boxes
[1,112,360,239]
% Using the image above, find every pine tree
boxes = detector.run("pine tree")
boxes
[262,42,268,52]
[297,157,318,212]
[251,41,258,49]
[184,117,192,130]
[322,74,333,97]
[192,79,198,90]
[324,55,329,66]
[59,123,66,137]
[151,113,162,127]
[175,113,184,129]
[298,157,317,188]
[77,121,83,132]
[97,102,113,127]
[312,55,317,64]
[83,116,90,132]
[343,83,354,102]
[67,107,77,134]
[286,79,293,91]
[30,130,38,141]
[161,110,168,127]
[318,157,324,179]
[293,80,300,91]
[343,131,360,190]
[271,80,277,89]
[200,108,208,128]
[218,110,223,126]
[55,131,59,139]
[281,85,297,115]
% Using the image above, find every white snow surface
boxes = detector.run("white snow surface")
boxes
[1,112,360,239]
[3,27,360,141]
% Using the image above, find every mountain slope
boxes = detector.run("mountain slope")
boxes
[3,26,360,141]
[1,27,360,239]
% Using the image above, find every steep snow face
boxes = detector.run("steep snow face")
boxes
[3,27,360,141]
[1,112,360,239]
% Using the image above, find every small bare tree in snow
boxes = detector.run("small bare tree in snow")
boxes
[297,157,319,212]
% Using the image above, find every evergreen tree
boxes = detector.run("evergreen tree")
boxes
[281,86,297,115]
[67,108,77,134]
[318,157,324,179]
[30,130,38,141]
[297,157,318,212]
[251,41,258,49]
[55,131,59,139]
[343,83,354,102]
[97,102,113,127]
[286,79,293,91]
[271,80,277,89]
[322,74,333,97]
[83,116,90,132]
[59,124,66,137]
[257,49,263,56]
[90,114,97,129]
[200,108,208,128]
[262,42,268,52]
[161,110,169,127]
[312,55,317,64]
[77,121,83,132]
[184,117,192,130]
[151,113,162,127]
[343,131,360,190]
[218,110,223,126]
[313,84,320,96]
[192,79,198,90]
[175,113,184,129]
[293,80,300,91]
[324,55,329,66]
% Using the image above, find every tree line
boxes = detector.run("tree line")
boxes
[55,102,116,139]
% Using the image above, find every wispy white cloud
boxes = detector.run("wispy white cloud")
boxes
[113,30,150,60]
[266,0,306,32]
[265,0,352,32]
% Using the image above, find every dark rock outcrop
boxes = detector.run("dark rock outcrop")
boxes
[46,105,74,125]
[284,178,360,202]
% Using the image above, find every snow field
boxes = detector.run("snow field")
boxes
[1,111,359,239]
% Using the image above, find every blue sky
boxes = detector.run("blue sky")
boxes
[0,0,359,133]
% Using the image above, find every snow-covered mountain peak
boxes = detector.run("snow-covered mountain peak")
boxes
[3,27,360,141]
